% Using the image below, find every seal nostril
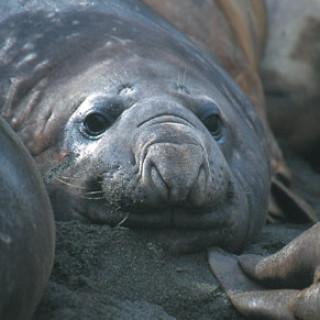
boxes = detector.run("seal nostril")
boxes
[150,165,170,201]
[198,165,207,185]
[187,164,208,206]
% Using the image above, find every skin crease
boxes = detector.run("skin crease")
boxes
[0,1,318,319]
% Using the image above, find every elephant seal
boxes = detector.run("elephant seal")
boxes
[0,0,271,253]
[0,116,55,320]
[0,0,318,319]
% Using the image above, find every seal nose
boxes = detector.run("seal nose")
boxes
[142,143,209,206]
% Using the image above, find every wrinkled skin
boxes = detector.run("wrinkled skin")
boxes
[238,223,320,319]
[0,116,55,320]
[0,0,269,253]
[209,223,320,320]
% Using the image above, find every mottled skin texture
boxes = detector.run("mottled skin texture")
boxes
[0,116,55,320]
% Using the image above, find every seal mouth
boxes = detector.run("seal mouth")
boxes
[49,169,243,253]
[95,163,236,232]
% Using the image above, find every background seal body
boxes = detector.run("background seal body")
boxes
[0,116,55,320]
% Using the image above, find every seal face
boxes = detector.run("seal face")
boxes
[0,116,55,320]
[0,1,270,252]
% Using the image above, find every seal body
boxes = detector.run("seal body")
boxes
[0,0,270,252]
[261,0,320,167]
[0,116,55,320]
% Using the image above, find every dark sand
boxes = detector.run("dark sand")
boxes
[33,146,320,320]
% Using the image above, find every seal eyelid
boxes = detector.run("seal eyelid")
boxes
[89,97,124,121]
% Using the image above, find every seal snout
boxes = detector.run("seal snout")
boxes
[141,142,210,206]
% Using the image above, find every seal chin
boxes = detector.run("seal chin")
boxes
[131,227,231,254]
[123,218,244,253]
[107,175,251,253]
[95,203,247,253]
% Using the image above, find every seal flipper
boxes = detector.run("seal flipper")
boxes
[208,250,265,294]
[238,223,320,289]
[208,250,298,320]
[229,224,320,319]
[268,177,318,224]
[292,281,320,320]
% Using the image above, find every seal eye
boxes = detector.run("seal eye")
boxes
[198,102,223,140]
[83,113,110,136]
[203,114,222,139]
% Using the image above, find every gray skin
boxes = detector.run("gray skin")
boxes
[0,116,55,320]
[0,0,269,253]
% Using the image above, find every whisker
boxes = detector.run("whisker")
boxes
[50,175,90,190]
[57,175,85,180]
[84,190,104,196]
[176,70,180,88]
[81,196,106,200]
[115,212,130,227]
[182,68,187,86]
